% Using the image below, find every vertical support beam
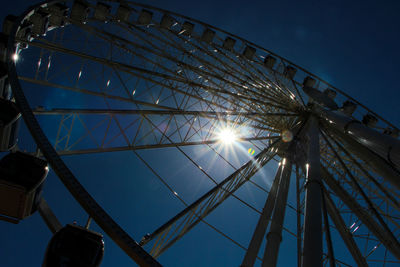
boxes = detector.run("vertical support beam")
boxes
[301,116,323,267]
[262,158,292,267]
[241,162,283,267]
[295,165,302,267]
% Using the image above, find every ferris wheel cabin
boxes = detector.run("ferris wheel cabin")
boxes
[0,151,48,223]
[43,224,104,267]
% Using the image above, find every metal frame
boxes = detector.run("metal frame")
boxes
[4,0,400,266]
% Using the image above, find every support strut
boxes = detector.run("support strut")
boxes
[301,116,323,267]
[241,162,283,267]
[262,158,292,267]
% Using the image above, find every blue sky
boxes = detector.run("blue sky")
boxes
[1,0,400,266]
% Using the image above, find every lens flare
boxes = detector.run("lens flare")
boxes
[281,130,293,143]
[248,148,255,155]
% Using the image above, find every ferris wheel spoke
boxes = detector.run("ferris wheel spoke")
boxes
[322,122,400,191]
[321,166,400,260]
[320,131,396,191]
[321,128,400,212]
[203,46,295,105]
[40,106,278,154]
[26,34,298,132]
[29,37,294,116]
[120,68,295,133]
[33,108,283,117]
[109,20,296,110]
[139,144,278,257]
[272,60,307,106]
[320,160,400,247]
[323,190,368,266]
[126,5,291,103]
[173,92,295,134]
[19,76,175,110]
[53,137,275,156]
[67,23,292,111]
[127,22,284,101]
[287,76,306,107]
[23,60,233,115]
[320,134,400,258]
[176,29,293,102]
[133,148,275,264]
[165,35,290,105]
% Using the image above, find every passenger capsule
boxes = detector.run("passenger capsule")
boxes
[264,55,277,69]
[362,114,378,128]
[160,14,174,29]
[222,37,236,51]
[93,2,111,22]
[48,3,69,28]
[70,0,90,24]
[4,17,31,50]
[138,9,153,25]
[340,100,357,116]
[303,76,316,88]
[201,28,215,44]
[116,4,131,23]
[15,21,33,49]
[43,224,104,267]
[29,9,50,36]
[181,21,194,36]
[383,127,399,138]
[323,88,337,99]
[0,151,48,222]
[283,66,297,79]
[243,46,256,60]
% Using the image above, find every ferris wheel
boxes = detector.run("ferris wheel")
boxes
[1,0,400,266]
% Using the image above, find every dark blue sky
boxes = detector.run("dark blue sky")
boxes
[1,0,400,266]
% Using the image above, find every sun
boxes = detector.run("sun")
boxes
[218,127,237,144]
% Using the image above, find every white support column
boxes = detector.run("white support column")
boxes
[301,116,323,267]
[262,158,292,267]
[241,164,283,267]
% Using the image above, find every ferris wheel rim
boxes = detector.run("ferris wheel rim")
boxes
[6,1,162,266]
